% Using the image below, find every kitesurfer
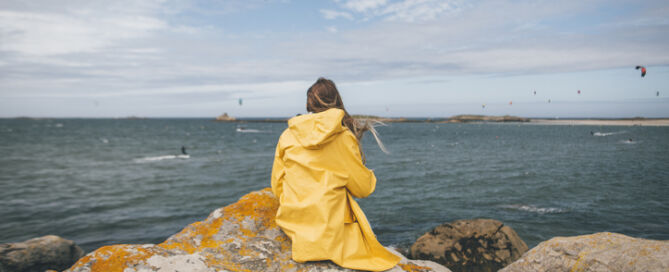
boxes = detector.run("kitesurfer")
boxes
[636,66,647,77]
[181,146,187,155]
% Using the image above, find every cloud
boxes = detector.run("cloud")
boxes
[380,0,465,22]
[342,0,388,13]
[335,0,466,22]
[0,2,167,56]
[320,9,354,20]
[1,0,669,117]
[326,26,339,33]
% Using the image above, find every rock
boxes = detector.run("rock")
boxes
[215,112,236,121]
[410,219,528,272]
[66,188,450,272]
[443,115,529,123]
[0,235,84,272]
[500,232,669,272]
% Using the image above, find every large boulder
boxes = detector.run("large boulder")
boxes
[66,188,450,272]
[410,219,528,272]
[0,235,84,272]
[500,232,669,272]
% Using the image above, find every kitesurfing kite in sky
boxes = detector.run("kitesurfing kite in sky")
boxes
[238,98,243,106]
[636,66,647,77]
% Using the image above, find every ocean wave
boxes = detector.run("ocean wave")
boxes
[236,128,262,133]
[592,130,626,136]
[134,154,190,163]
[500,204,567,214]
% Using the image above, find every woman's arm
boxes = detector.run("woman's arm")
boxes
[341,132,377,198]
[271,142,285,198]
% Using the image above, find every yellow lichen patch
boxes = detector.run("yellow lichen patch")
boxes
[222,189,279,233]
[158,216,224,254]
[70,245,153,272]
[70,189,283,272]
[398,263,433,272]
[276,235,292,252]
[69,255,92,270]
[279,260,296,271]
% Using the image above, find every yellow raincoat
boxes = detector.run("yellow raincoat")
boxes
[271,108,400,271]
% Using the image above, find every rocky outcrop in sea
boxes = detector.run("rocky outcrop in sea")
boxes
[215,112,236,121]
[0,235,84,272]
[500,232,669,272]
[410,219,528,272]
[65,188,450,272]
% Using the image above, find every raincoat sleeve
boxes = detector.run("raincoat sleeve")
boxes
[342,133,377,199]
[271,142,285,198]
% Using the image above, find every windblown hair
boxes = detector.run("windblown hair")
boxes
[307,77,388,162]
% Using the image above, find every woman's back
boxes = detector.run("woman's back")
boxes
[271,108,400,271]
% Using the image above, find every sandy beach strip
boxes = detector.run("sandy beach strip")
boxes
[529,119,669,126]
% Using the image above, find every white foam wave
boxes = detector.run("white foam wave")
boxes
[592,130,626,136]
[236,128,262,133]
[134,154,190,163]
[500,204,566,214]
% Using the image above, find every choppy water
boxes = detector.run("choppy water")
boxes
[1,119,668,253]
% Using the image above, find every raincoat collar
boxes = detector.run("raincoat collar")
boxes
[288,108,346,148]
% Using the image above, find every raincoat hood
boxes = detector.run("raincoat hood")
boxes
[287,108,346,149]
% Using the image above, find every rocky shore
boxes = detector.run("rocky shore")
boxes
[64,188,449,272]
[209,114,669,126]
[4,189,668,271]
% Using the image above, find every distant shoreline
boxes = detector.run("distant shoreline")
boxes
[5,116,669,126]
[528,118,669,126]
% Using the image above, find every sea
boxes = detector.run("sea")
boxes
[1,118,668,253]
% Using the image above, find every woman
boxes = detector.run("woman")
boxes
[271,78,400,271]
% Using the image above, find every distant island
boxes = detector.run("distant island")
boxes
[210,113,669,126]
[215,113,236,122]
[441,114,530,123]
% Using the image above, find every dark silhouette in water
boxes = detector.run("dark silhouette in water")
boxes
[181,146,187,155]
[590,131,594,136]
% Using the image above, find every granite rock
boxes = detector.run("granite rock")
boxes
[0,235,84,272]
[500,232,669,272]
[410,219,528,272]
[66,188,450,272]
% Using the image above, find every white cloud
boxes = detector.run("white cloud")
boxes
[343,0,388,12]
[320,9,354,20]
[326,26,339,33]
[3,80,311,98]
[380,0,464,22]
[0,9,166,55]
[2,0,669,117]
[334,0,466,22]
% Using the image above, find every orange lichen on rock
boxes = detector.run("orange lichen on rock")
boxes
[399,262,434,272]
[66,188,450,272]
[69,245,153,272]
[222,188,279,234]
[158,216,225,253]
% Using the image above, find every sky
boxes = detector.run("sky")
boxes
[1,0,668,118]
